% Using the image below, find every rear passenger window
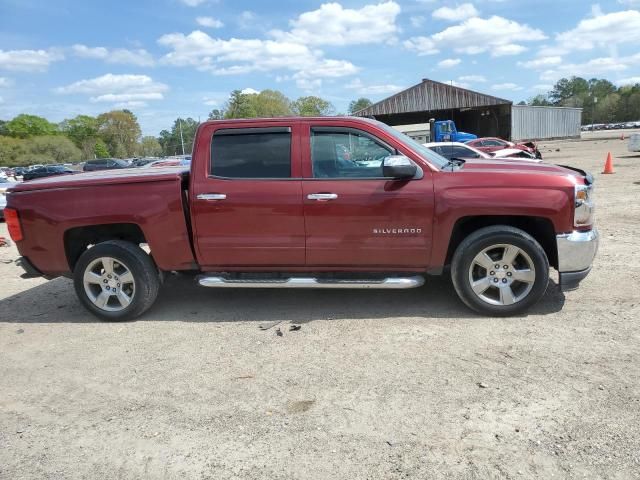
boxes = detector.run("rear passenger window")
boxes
[211,128,291,178]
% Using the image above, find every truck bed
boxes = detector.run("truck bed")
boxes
[7,167,196,276]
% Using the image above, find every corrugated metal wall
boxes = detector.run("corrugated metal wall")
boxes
[511,105,582,141]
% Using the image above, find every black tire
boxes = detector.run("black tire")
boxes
[451,226,549,316]
[73,240,160,321]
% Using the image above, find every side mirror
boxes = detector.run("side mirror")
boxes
[383,155,417,179]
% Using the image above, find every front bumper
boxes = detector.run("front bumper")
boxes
[556,229,599,291]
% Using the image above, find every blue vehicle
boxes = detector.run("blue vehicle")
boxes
[431,120,477,143]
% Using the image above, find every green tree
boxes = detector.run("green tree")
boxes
[0,136,26,166]
[224,90,259,119]
[208,109,225,120]
[224,89,292,119]
[253,90,292,117]
[549,77,589,106]
[59,115,99,159]
[348,98,373,115]
[94,138,110,158]
[22,135,82,164]
[138,136,162,157]
[158,118,199,156]
[529,94,552,106]
[97,110,142,158]
[5,114,57,138]
[291,96,334,116]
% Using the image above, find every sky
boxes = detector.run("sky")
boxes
[0,0,639,135]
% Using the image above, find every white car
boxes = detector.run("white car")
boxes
[423,142,541,162]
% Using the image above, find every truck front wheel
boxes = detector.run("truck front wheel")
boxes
[73,240,160,321]
[451,226,549,316]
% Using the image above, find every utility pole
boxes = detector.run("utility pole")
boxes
[592,97,598,132]
[179,119,185,156]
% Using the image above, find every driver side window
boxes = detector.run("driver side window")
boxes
[311,129,392,178]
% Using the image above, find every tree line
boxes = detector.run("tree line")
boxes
[0,89,373,167]
[522,77,640,125]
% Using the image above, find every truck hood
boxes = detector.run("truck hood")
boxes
[459,158,589,183]
[9,166,189,193]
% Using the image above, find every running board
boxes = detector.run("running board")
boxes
[197,275,425,289]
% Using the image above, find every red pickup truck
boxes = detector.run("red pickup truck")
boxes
[5,117,598,320]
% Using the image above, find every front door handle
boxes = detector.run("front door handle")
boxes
[307,193,338,201]
[197,193,227,201]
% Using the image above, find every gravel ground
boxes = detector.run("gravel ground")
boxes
[1,137,639,479]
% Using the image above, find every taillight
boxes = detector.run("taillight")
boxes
[4,208,23,242]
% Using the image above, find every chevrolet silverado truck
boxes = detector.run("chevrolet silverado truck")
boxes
[4,117,598,320]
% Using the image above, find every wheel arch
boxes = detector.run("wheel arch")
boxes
[64,223,148,272]
[444,215,558,270]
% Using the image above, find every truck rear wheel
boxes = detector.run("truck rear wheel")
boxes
[451,226,549,316]
[73,240,160,321]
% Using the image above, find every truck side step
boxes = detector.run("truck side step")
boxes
[197,275,425,289]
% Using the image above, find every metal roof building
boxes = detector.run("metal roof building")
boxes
[354,78,581,141]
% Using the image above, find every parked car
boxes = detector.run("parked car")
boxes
[423,142,542,162]
[466,137,542,159]
[83,158,130,172]
[23,165,75,181]
[131,158,157,168]
[0,177,17,220]
[144,158,192,168]
[5,116,598,321]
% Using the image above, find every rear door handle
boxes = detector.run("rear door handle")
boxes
[307,193,338,201]
[197,193,227,201]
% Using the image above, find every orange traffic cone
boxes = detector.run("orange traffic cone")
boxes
[621,132,625,140]
[603,152,614,174]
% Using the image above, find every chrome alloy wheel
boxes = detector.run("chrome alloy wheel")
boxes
[468,244,536,306]
[83,257,135,312]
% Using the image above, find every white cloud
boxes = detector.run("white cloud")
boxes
[518,56,562,69]
[539,53,640,82]
[492,83,523,91]
[555,9,640,53]
[432,3,479,22]
[403,36,439,55]
[0,49,64,72]
[158,30,358,81]
[459,74,486,82]
[179,0,206,6]
[533,84,553,91]
[438,58,461,68]
[237,11,257,29]
[272,1,401,46]
[346,78,403,95]
[618,0,640,5]
[72,44,155,67]
[196,16,224,28]
[410,15,425,27]
[55,74,168,105]
[406,15,546,58]
[450,80,470,89]
[0,77,12,87]
[617,76,640,85]
[241,88,260,94]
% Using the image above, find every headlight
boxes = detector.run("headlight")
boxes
[574,184,594,228]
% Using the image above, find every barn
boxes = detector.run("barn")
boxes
[353,78,582,141]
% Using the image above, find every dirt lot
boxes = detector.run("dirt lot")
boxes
[1,137,639,480]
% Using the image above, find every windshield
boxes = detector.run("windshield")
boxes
[376,122,450,169]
